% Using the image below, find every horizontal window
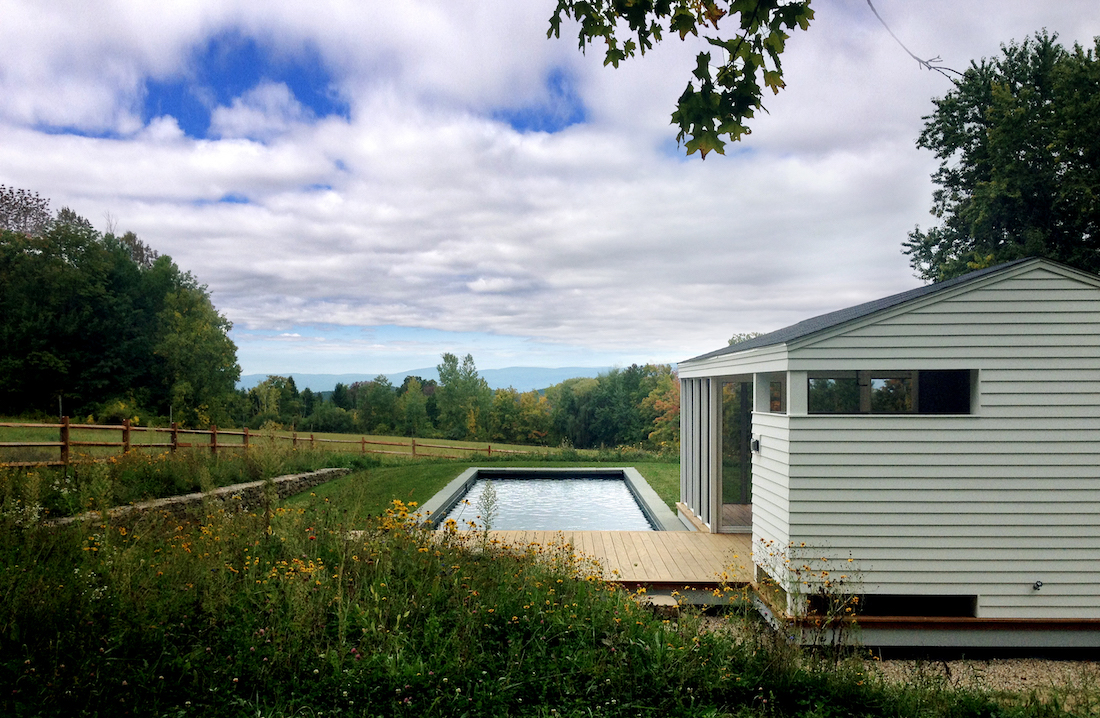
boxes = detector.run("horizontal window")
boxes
[808,370,972,414]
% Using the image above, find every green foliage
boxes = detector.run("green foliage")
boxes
[351,375,398,434]
[228,355,679,453]
[1,444,339,519]
[549,0,813,157]
[309,402,356,434]
[0,190,240,424]
[244,374,304,428]
[905,32,1100,281]
[154,275,240,427]
[331,381,352,410]
[0,184,51,235]
[728,331,764,346]
[395,376,430,436]
[435,353,492,440]
[547,364,674,449]
[642,368,681,450]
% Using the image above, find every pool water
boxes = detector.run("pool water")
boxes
[442,478,654,531]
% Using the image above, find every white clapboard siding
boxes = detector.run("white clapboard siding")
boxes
[749,411,791,577]
[778,263,1100,619]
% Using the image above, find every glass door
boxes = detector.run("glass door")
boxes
[719,381,752,532]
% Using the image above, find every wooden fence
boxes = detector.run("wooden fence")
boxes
[0,417,535,468]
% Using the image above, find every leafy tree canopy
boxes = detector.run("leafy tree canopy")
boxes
[0,187,239,424]
[0,184,52,235]
[435,353,492,440]
[904,32,1100,281]
[728,331,763,346]
[549,0,813,158]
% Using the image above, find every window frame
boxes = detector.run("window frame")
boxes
[808,370,972,415]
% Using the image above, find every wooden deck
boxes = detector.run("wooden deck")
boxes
[487,530,753,586]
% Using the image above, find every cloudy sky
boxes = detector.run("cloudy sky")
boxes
[2,1,1098,376]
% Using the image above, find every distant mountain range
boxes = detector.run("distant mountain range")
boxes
[237,366,615,394]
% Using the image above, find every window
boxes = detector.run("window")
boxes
[769,380,785,413]
[808,370,972,414]
[918,370,972,414]
[756,372,786,414]
[871,376,912,413]
[807,377,859,413]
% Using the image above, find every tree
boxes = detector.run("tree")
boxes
[516,390,553,445]
[331,382,352,410]
[904,33,1100,281]
[641,367,680,450]
[728,331,763,346]
[0,185,51,235]
[549,0,813,157]
[395,376,430,437]
[548,377,599,448]
[0,188,241,423]
[300,387,317,417]
[354,376,397,433]
[246,375,302,427]
[435,353,492,440]
[154,272,240,426]
[487,387,523,443]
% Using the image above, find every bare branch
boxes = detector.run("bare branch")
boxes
[866,0,962,78]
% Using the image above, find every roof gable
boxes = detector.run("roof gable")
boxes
[684,258,1100,364]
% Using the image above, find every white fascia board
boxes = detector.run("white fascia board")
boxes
[678,344,790,378]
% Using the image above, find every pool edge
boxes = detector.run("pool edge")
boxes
[419,467,689,532]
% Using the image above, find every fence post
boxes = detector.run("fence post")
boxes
[60,416,70,467]
[411,438,416,457]
[243,427,250,451]
[171,422,178,452]
[310,434,315,450]
[487,443,492,458]
[122,419,131,454]
[293,432,298,449]
[361,436,366,455]
[210,425,218,455]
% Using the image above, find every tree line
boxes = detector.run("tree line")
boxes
[0,187,240,427]
[0,191,680,450]
[239,354,681,451]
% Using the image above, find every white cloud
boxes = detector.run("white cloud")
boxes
[1,0,1097,373]
[210,82,313,141]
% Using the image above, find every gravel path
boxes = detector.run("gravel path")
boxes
[696,615,1098,696]
[872,658,1099,694]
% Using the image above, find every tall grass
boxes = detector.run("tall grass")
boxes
[0,443,380,520]
[1,448,1094,717]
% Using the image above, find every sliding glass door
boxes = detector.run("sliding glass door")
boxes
[719,381,752,533]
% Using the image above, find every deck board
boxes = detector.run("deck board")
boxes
[486,530,752,586]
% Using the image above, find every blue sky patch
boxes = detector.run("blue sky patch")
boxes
[494,67,586,133]
[142,30,349,139]
[219,193,250,204]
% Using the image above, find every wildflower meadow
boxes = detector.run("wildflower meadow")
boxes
[1,449,1096,716]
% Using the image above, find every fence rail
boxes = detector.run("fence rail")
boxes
[0,417,534,468]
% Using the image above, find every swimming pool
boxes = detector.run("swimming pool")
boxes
[420,467,686,532]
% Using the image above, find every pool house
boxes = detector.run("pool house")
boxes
[677,257,1100,647]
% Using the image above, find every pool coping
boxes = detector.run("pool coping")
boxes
[419,466,689,532]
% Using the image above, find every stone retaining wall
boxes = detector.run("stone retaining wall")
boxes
[48,467,350,526]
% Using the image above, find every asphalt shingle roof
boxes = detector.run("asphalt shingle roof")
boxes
[685,258,1036,363]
